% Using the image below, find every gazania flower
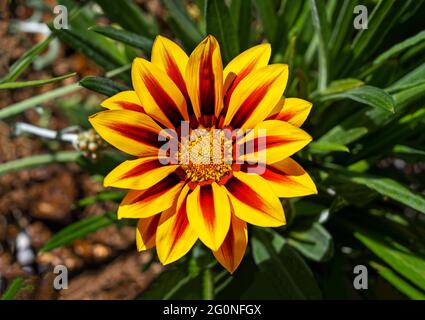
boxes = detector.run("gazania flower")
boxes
[89,35,317,273]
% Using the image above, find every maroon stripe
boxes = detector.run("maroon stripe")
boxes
[142,215,160,243]
[220,222,234,263]
[226,177,267,212]
[223,60,257,110]
[244,135,294,155]
[165,54,193,116]
[171,198,190,249]
[198,46,216,116]
[199,185,215,229]
[107,123,159,148]
[230,81,272,129]
[121,159,161,180]
[141,71,183,128]
[132,174,181,204]
[117,101,145,113]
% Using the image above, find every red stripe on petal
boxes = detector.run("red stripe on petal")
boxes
[199,185,216,229]
[230,81,272,129]
[199,48,216,116]
[106,123,160,148]
[132,174,181,204]
[224,60,257,109]
[117,101,145,112]
[171,200,190,249]
[144,215,161,242]
[141,71,183,128]
[226,177,267,212]
[120,159,161,180]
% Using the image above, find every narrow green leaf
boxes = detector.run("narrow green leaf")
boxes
[251,229,322,299]
[230,0,251,51]
[345,173,425,214]
[0,72,76,90]
[90,25,153,53]
[288,223,334,262]
[1,35,53,83]
[308,141,350,153]
[163,0,203,49]
[77,191,125,207]
[310,0,329,91]
[374,30,425,65]
[0,151,81,176]
[393,145,425,157]
[50,28,122,71]
[252,0,278,42]
[320,78,364,96]
[370,261,425,300]
[206,0,239,63]
[40,212,116,252]
[94,0,156,37]
[79,76,130,97]
[0,83,80,120]
[320,85,395,113]
[0,278,24,300]
[355,231,425,292]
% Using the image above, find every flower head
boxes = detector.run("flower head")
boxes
[89,35,317,273]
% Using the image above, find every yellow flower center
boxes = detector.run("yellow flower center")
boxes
[180,129,233,183]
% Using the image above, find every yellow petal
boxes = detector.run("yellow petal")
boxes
[185,35,223,123]
[151,36,190,103]
[132,57,188,129]
[136,215,160,251]
[156,185,198,264]
[118,174,184,219]
[267,98,313,127]
[186,182,230,251]
[242,158,317,197]
[104,156,179,190]
[223,64,288,130]
[223,43,271,91]
[237,119,312,164]
[89,110,163,157]
[213,214,247,274]
[225,171,285,227]
[100,90,145,112]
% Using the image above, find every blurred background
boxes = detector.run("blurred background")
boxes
[0,0,425,300]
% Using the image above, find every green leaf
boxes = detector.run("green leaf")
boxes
[251,229,322,299]
[370,261,425,300]
[0,83,80,120]
[1,278,24,300]
[320,85,395,113]
[310,0,330,91]
[79,76,130,97]
[0,72,77,90]
[308,141,349,153]
[0,35,53,83]
[77,191,125,207]
[163,0,204,50]
[50,28,122,71]
[393,144,425,157]
[230,0,251,51]
[355,231,425,292]
[90,25,153,53]
[288,223,334,262]
[0,151,81,176]
[40,212,117,252]
[202,268,214,300]
[320,78,364,95]
[374,30,425,65]
[318,127,368,149]
[206,0,239,63]
[344,173,425,214]
[94,0,156,37]
[350,0,407,65]
[252,0,278,42]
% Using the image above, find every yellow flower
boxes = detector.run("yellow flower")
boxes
[89,35,317,273]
